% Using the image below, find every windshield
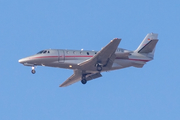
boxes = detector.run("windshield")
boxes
[37,50,50,54]
[37,50,44,54]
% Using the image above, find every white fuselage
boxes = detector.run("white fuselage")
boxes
[19,48,151,72]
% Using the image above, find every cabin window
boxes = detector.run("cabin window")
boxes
[66,51,69,54]
[80,51,83,54]
[43,50,47,53]
[87,52,89,55]
[95,52,97,54]
[47,51,50,53]
[73,51,76,54]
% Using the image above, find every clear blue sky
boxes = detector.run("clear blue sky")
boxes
[1,0,180,120]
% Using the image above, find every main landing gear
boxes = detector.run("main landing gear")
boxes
[96,63,102,71]
[80,64,102,85]
[81,75,87,84]
[31,66,36,74]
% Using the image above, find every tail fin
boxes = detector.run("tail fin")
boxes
[135,33,158,55]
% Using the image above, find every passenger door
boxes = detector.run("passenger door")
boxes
[58,50,65,62]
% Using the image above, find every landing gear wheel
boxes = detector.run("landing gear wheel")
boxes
[81,79,87,84]
[31,69,36,74]
[31,66,36,74]
[97,65,102,71]
[82,75,86,80]
[81,75,87,84]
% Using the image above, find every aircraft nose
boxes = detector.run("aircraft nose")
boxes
[18,58,27,64]
[19,57,35,66]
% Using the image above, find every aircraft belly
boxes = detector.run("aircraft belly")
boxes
[110,59,133,70]
[44,60,85,70]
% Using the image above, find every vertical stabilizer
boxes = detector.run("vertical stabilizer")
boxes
[135,33,158,56]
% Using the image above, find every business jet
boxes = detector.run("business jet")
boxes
[19,33,158,87]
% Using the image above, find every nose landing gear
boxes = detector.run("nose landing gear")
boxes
[31,66,36,74]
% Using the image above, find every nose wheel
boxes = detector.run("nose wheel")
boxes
[31,66,36,74]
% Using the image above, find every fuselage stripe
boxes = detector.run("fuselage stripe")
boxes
[65,56,93,57]
[31,56,58,59]
[30,56,150,62]
[128,59,150,62]
[32,56,93,59]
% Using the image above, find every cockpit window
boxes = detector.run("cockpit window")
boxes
[37,50,50,54]
[37,50,44,54]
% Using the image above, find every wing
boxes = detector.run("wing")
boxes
[78,38,121,71]
[59,70,102,87]
[59,69,82,87]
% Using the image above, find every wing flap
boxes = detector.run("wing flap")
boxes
[86,73,102,81]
